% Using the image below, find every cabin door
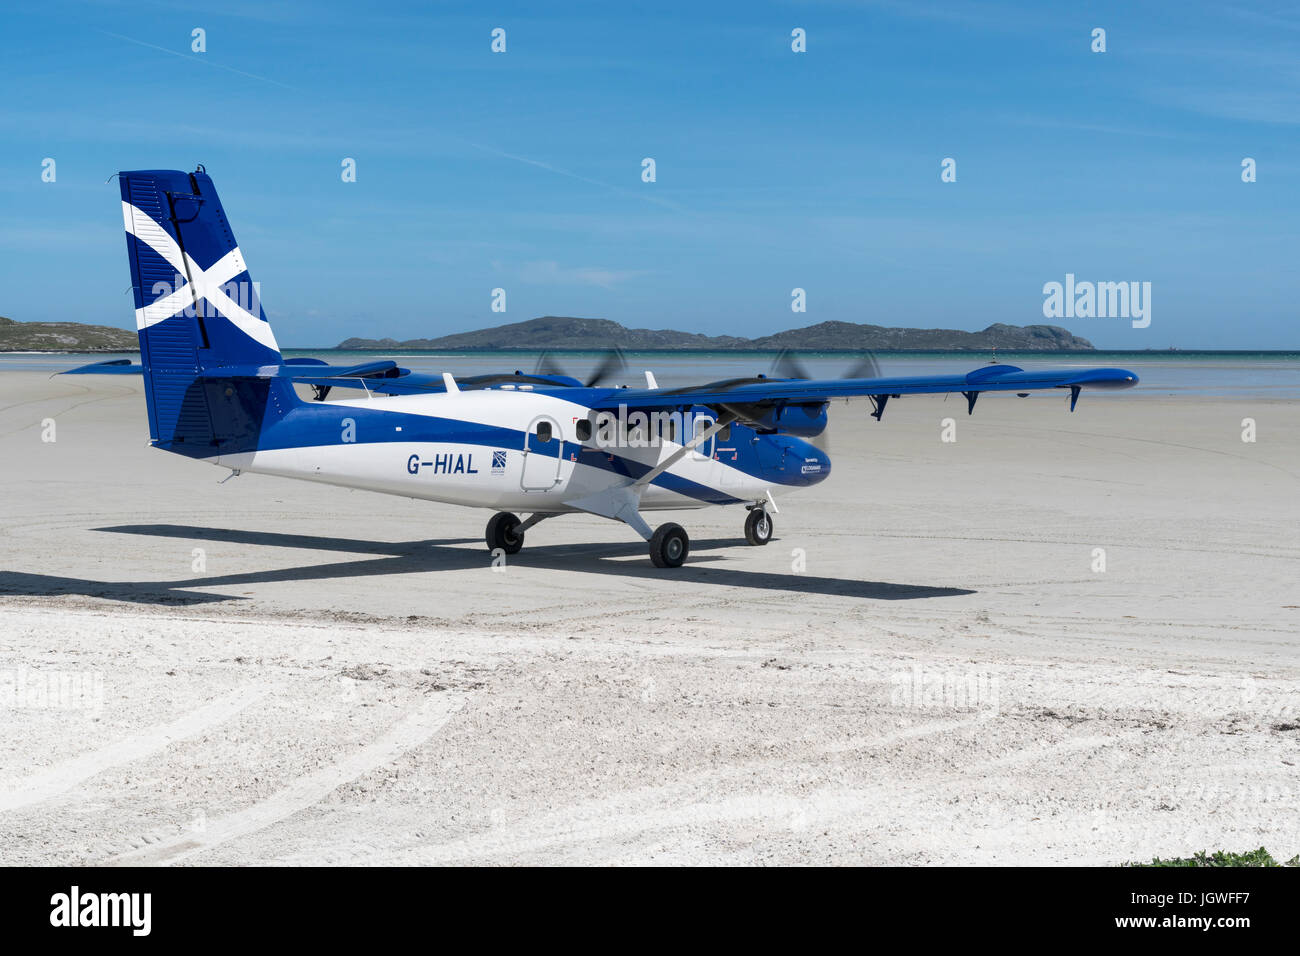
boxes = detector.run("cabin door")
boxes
[521,415,563,491]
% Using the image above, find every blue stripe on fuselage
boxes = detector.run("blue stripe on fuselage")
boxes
[180,387,830,502]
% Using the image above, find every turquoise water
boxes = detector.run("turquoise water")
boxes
[5,349,1300,398]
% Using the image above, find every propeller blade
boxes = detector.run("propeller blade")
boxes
[844,352,881,380]
[584,347,627,387]
[770,348,812,380]
[772,349,879,380]
[533,348,627,387]
[533,350,568,378]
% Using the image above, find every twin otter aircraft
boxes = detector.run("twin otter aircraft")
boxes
[109,168,1138,567]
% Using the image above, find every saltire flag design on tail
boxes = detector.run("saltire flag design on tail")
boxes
[119,167,282,449]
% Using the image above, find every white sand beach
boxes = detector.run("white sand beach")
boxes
[1,371,1297,865]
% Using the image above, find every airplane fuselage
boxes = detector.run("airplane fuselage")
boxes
[210,386,832,513]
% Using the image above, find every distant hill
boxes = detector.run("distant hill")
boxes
[0,316,137,352]
[338,316,1094,351]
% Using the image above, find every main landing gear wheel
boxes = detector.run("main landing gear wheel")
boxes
[649,522,690,568]
[744,509,773,546]
[486,511,524,555]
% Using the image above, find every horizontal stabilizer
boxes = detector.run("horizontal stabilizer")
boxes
[196,360,408,381]
[62,359,142,375]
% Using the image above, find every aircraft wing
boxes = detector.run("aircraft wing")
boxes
[587,364,1138,416]
[61,356,458,395]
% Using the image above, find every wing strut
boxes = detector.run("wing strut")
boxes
[633,412,739,490]
[563,411,740,541]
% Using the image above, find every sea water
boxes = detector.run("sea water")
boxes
[3,350,1299,399]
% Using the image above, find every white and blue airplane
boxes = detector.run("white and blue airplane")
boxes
[97,167,1138,567]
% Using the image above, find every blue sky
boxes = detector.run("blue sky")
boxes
[2,0,1298,348]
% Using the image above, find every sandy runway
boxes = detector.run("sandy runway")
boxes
[1,371,1297,864]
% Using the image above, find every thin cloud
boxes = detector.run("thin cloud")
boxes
[462,140,687,213]
[516,260,650,289]
[99,30,299,91]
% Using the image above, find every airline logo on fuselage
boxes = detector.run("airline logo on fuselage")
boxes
[407,453,478,475]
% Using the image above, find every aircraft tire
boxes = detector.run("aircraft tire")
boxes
[649,523,689,568]
[744,509,773,546]
[486,511,524,555]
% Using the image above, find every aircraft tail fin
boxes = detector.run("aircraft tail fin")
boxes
[118,167,293,454]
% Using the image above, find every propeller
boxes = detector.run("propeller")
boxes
[770,348,880,382]
[768,349,885,451]
[843,352,881,380]
[770,348,812,381]
[534,347,628,387]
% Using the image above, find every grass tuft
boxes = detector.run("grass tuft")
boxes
[1127,847,1300,867]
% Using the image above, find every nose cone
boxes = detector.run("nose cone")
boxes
[791,440,831,484]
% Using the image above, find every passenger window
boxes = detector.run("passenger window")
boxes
[536,421,552,443]
[576,419,592,441]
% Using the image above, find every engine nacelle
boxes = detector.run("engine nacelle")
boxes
[746,402,828,437]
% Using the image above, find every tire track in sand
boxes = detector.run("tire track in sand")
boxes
[0,685,269,813]
[105,692,469,866]
[384,726,1125,865]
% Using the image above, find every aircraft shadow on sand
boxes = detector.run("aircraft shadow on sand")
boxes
[0,523,976,607]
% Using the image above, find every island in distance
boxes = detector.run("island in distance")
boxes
[0,314,1095,353]
[339,317,1095,352]
[0,316,138,352]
